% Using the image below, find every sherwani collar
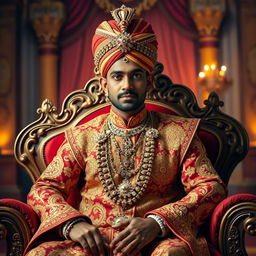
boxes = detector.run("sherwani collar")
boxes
[109,106,148,129]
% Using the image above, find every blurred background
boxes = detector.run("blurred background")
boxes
[1,0,256,205]
[0,0,255,252]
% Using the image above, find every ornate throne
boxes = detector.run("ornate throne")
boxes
[0,63,255,256]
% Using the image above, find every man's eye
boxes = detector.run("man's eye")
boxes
[112,74,122,80]
[133,73,143,79]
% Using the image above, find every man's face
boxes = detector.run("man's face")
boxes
[101,58,150,117]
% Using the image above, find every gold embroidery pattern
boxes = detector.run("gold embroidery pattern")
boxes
[26,110,223,255]
[109,107,147,128]
[66,129,85,169]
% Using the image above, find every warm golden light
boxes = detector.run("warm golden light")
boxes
[199,72,205,78]
[198,63,232,92]
[0,130,11,148]
[0,129,13,155]
[204,64,210,71]
[210,64,216,70]
[221,65,227,72]
[249,119,256,138]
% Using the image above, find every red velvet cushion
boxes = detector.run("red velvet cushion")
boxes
[209,193,256,248]
[44,103,218,166]
[0,199,39,234]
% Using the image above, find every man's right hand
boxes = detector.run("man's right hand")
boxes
[69,221,107,256]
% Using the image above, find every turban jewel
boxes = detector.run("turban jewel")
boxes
[92,5,158,77]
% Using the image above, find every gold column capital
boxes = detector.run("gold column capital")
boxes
[29,0,65,106]
[189,0,229,104]
[191,7,224,37]
[30,0,65,45]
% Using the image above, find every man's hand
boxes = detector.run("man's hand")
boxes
[110,217,161,256]
[69,221,107,256]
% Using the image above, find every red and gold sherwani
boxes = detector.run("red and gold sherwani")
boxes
[25,107,226,256]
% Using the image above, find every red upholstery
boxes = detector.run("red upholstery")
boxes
[44,104,218,166]
[0,103,250,255]
[1,195,252,255]
[0,198,39,234]
[209,193,256,249]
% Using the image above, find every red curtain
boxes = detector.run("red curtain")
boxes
[162,0,197,32]
[59,1,198,104]
[61,0,92,38]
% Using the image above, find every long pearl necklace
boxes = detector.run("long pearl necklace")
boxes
[96,114,159,208]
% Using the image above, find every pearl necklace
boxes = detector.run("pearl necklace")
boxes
[96,116,159,208]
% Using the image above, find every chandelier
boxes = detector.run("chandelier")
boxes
[198,64,232,93]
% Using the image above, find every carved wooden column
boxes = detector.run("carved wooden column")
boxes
[190,0,226,103]
[29,0,65,106]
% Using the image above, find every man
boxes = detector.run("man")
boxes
[25,5,226,256]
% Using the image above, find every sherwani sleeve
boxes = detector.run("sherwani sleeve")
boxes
[26,138,88,251]
[145,135,227,253]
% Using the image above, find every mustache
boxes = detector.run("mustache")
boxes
[118,90,138,99]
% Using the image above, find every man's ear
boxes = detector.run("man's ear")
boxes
[99,77,108,95]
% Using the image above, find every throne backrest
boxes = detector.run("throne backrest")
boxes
[14,63,249,185]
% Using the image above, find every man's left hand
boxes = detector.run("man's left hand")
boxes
[110,217,161,256]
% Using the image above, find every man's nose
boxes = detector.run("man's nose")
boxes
[122,76,133,90]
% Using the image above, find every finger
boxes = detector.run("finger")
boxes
[114,238,140,255]
[79,238,90,252]
[110,229,130,248]
[84,233,99,256]
[126,237,145,256]
[113,233,139,254]
[93,230,106,256]
[119,238,141,256]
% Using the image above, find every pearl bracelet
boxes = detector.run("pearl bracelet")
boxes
[147,214,169,237]
[62,217,87,240]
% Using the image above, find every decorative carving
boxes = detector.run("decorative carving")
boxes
[227,227,243,256]
[95,0,157,16]
[189,0,229,102]
[191,7,224,37]
[10,233,23,256]
[243,215,256,236]
[111,5,135,32]
[0,206,31,256]
[0,223,7,240]
[219,202,256,256]
[29,0,65,45]
[14,62,248,185]
[15,76,106,181]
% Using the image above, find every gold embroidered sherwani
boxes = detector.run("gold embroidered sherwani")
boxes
[25,107,226,256]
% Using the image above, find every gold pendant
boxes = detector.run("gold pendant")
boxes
[112,215,128,227]
[118,180,132,194]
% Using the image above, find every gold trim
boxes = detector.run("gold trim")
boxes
[180,119,200,166]
[14,62,249,187]
[94,0,158,16]
[219,202,256,255]
[0,206,32,255]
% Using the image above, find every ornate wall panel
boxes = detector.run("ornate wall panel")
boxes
[0,3,17,154]
[239,0,256,147]
[238,6,256,254]
[0,1,20,199]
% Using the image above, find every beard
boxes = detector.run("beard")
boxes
[108,90,146,112]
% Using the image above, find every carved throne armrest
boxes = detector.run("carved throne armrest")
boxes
[209,193,256,256]
[0,199,39,256]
